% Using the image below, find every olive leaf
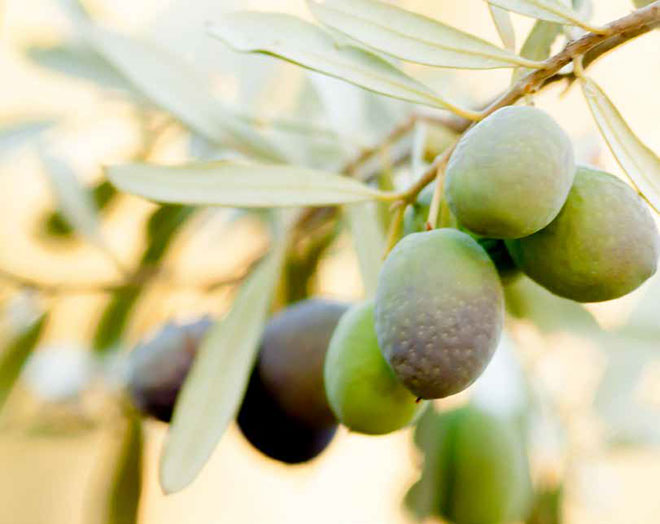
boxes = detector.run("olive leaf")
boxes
[26,44,134,93]
[489,4,517,51]
[346,202,385,297]
[99,414,143,524]
[488,0,603,33]
[511,19,562,83]
[107,162,384,207]
[307,0,538,69]
[55,0,90,23]
[0,119,55,157]
[580,76,660,213]
[85,27,284,162]
[160,229,288,493]
[39,151,106,250]
[0,313,48,412]
[208,12,481,120]
[519,20,562,62]
[594,331,660,446]
[92,205,194,353]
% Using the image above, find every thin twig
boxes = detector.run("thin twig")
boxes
[0,261,259,296]
[386,2,660,206]
[480,2,660,119]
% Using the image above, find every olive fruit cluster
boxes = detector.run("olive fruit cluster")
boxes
[446,105,659,303]
[126,105,659,464]
[126,300,348,464]
[378,105,658,404]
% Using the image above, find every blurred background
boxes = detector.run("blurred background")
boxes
[1,0,659,523]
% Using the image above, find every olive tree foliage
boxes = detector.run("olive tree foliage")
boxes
[0,0,659,519]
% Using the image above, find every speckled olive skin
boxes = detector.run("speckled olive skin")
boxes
[445,106,575,239]
[127,317,213,422]
[324,301,425,435]
[403,186,520,282]
[375,229,504,399]
[258,299,349,428]
[506,167,659,302]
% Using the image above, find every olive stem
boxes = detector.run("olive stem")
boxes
[426,163,447,230]
[383,206,405,258]
[379,2,660,208]
[478,1,660,120]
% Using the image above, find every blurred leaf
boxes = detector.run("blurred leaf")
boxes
[572,0,593,19]
[624,274,660,336]
[160,234,288,493]
[86,27,284,162]
[505,277,599,335]
[0,313,47,412]
[594,331,660,446]
[512,19,561,83]
[102,413,143,524]
[526,484,563,524]
[143,205,195,264]
[580,76,660,213]
[39,151,106,249]
[107,162,383,207]
[55,0,90,22]
[26,44,134,92]
[308,0,536,69]
[489,0,601,31]
[346,202,385,297]
[0,119,55,156]
[489,4,516,51]
[208,12,480,119]
[92,205,194,353]
[43,180,117,239]
[520,20,562,62]
[92,288,142,354]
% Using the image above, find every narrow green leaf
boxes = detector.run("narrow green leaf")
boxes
[92,205,194,353]
[489,4,516,51]
[519,20,562,62]
[309,0,535,69]
[208,12,481,120]
[107,162,383,207]
[512,20,562,83]
[55,0,90,22]
[580,76,660,213]
[39,151,105,248]
[26,44,133,92]
[0,119,55,156]
[160,238,287,493]
[86,27,284,162]
[43,180,117,239]
[92,287,142,353]
[489,0,604,32]
[346,202,385,297]
[103,414,143,524]
[0,313,47,412]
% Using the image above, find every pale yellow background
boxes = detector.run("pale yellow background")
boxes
[0,1,659,523]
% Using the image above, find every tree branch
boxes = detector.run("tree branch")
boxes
[482,1,660,118]
[394,1,660,205]
[0,261,260,296]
